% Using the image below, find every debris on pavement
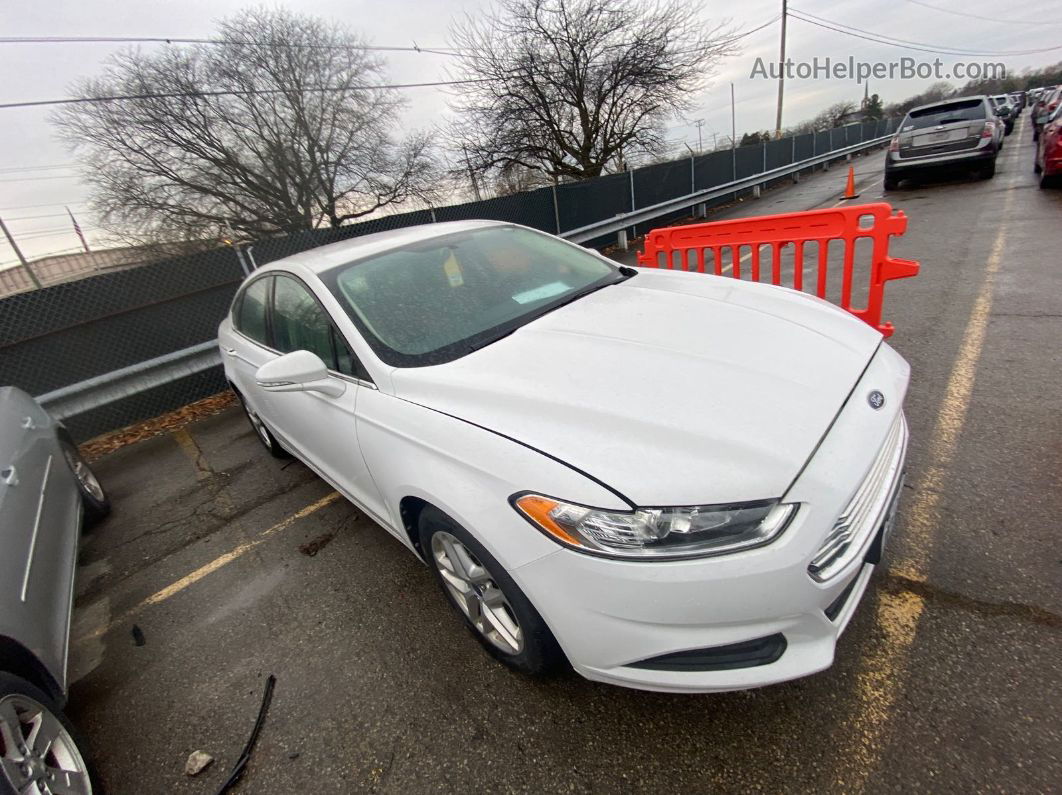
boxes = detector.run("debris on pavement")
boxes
[185,750,215,776]
[79,390,237,462]
[298,532,336,557]
[216,674,276,795]
[131,624,146,647]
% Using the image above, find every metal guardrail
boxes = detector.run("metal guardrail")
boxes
[35,133,890,428]
[561,134,892,244]
[37,341,220,422]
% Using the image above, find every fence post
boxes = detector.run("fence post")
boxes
[629,169,636,238]
[430,206,437,223]
[551,185,561,234]
[762,141,767,173]
[690,154,695,194]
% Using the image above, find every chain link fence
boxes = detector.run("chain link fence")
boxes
[0,117,901,441]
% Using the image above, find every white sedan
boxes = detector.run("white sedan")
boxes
[218,220,909,693]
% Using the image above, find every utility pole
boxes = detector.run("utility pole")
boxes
[0,215,43,289]
[775,0,788,138]
[693,119,705,152]
[730,82,737,150]
[462,145,482,201]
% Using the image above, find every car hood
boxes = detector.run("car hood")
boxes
[391,269,882,506]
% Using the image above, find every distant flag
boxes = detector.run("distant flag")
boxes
[66,206,90,253]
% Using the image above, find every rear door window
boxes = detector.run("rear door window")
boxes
[906,100,986,130]
[235,277,271,346]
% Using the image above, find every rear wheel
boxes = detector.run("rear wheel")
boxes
[237,394,291,459]
[1034,160,1042,174]
[883,174,899,191]
[58,434,109,526]
[418,506,564,675]
[1041,171,1058,189]
[980,160,996,180]
[0,672,96,795]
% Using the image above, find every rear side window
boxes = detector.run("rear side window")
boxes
[236,277,271,346]
[906,100,986,130]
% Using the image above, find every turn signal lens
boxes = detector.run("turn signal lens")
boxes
[888,137,900,152]
[512,493,797,560]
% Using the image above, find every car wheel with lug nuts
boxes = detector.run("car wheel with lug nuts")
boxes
[0,672,96,795]
[418,505,564,675]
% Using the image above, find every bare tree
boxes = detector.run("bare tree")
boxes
[54,8,438,243]
[447,0,735,182]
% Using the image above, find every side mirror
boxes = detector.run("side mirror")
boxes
[256,350,345,398]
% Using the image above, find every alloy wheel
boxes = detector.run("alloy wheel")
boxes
[430,531,523,655]
[0,694,91,795]
[60,445,105,503]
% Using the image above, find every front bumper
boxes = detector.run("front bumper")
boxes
[513,344,910,693]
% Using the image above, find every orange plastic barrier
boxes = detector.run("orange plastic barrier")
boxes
[635,203,920,337]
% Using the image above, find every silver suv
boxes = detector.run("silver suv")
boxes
[885,96,1000,190]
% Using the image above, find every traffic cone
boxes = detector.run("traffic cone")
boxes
[841,165,860,200]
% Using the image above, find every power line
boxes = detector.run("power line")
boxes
[0,173,80,183]
[0,78,494,110]
[1,212,71,221]
[0,36,461,56]
[789,9,1062,57]
[900,0,1046,26]
[0,201,88,211]
[0,163,78,173]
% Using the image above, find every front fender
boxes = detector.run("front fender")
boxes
[354,388,627,572]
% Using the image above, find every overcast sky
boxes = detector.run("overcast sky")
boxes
[1,0,1057,263]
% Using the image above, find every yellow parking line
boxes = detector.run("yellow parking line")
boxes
[76,491,341,642]
[843,159,1016,789]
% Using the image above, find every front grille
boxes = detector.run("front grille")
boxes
[899,138,980,159]
[808,413,908,581]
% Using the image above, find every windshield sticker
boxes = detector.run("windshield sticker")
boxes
[512,281,570,304]
[443,252,464,287]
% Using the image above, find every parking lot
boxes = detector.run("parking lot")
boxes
[66,113,1061,792]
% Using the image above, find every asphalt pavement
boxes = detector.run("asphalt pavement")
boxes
[68,113,1061,793]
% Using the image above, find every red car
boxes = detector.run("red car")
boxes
[1032,86,1060,142]
[1035,103,1062,188]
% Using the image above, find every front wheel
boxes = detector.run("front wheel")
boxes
[58,434,110,526]
[0,672,96,795]
[418,506,564,675]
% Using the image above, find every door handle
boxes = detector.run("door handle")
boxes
[222,347,237,356]
[1,466,18,486]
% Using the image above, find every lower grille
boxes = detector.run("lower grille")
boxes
[627,634,787,672]
[809,413,908,581]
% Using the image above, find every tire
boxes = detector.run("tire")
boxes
[980,161,996,180]
[1034,160,1042,174]
[236,393,291,459]
[58,434,110,527]
[883,174,898,191]
[418,505,565,676]
[1041,171,1058,189]
[0,671,98,795]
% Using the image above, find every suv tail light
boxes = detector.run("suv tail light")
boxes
[981,122,995,138]
[888,137,900,152]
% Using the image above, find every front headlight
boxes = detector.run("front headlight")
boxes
[512,493,797,560]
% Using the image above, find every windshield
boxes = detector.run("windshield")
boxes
[906,99,985,130]
[321,225,622,367]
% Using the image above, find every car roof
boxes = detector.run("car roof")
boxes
[257,219,512,275]
[907,95,988,115]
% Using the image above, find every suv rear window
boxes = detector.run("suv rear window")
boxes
[906,100,986,130]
